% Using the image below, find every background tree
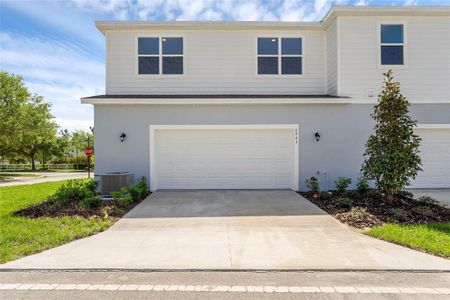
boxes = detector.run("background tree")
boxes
[16,95,58,170]
[361,70,422,198]
[0,71,30,161]
[70,130,92,156]
[38,130,71,168]
[1,71,95,169]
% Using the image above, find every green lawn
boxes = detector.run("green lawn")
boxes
[0,181,113,263]
[365,222,450,258]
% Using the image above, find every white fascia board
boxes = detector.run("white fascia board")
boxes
[95,21,323,34]
[80,97,352,105]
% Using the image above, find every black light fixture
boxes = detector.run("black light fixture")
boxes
[120,132,126,142]
[314,132,321,142]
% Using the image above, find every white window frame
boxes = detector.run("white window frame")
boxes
[255,35,304,77]
[377,21,407,69]
[135,34,185,77]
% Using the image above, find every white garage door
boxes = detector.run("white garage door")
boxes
[151,126,297,190]
[409,128,450,188]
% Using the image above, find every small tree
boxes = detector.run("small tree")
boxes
[361,70,422,198]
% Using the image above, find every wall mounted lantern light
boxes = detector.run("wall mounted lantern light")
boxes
[314,132,321,142]
[120,132,126,142]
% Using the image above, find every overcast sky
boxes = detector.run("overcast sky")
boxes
[1,0,448,131]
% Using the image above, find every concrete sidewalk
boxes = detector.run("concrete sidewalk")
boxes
[1,190,449,270]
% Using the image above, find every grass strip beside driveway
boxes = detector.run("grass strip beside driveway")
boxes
[0,181,114,264]
[365,222,450,258]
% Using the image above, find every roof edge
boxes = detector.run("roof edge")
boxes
[95,6,450,34]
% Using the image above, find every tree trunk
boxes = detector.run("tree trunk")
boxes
[42,149,45,169]
[31,152,36,170]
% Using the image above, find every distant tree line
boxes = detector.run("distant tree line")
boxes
[0,71,93,170]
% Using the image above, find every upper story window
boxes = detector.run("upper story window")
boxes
[138,37,183,75]
[380,24,404,65]
[257,37,302,75]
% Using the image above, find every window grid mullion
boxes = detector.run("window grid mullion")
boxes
[159,37,162,75]
[278,38,281,75]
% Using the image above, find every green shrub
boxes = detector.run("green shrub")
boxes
[111,187,133,205]
[335,177,352,194]
[335,197,353,209]
[136,177,148,198]
[319,191,332,200]
[347,207,370,222]
[356,177,369,193]
[102,206,125,218]
[128,185,141,201]
[390,208,410,222]
[366,189,382,199]
[417,196,439,206]
[52,179,97,203]
[344,190,360,199]
[397,190,414,199]
[305,176,319,193]
[80,194,102,208]
[110,177,148,205]
[411,206,434,217]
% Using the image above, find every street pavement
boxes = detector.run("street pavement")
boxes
[0,270,449,299]
[0,172,90,186]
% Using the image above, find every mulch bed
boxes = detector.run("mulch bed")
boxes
[299,190,450,229]
[14,196,149,220]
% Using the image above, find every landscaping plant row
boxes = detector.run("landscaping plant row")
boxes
[301,176,450,229]
[15,178,149,220]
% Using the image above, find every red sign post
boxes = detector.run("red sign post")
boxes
[84,147,93,178]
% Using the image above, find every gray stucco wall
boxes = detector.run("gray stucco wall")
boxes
[93,103,450,191]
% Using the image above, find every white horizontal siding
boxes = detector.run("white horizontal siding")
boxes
[326,20,338,95]
[339,16,450,102]
[106,30,326,95]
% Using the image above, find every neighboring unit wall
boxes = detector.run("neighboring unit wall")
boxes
[338,16,450,103]
[106,29,326,95]
[326,20,338,95]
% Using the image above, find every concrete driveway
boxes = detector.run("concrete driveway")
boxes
[1,190,449,270]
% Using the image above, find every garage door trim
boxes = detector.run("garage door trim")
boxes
[149,124,299,192]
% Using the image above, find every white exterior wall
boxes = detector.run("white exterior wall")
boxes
[338,16,450,103]
[106,29,326,95]
[326,20,338,95]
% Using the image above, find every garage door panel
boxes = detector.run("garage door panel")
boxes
[154,128,295,190]
[409,129,450,188]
